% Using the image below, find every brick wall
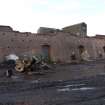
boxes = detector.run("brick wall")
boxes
[0,31,105,62]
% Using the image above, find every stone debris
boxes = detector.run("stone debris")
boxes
[15,55,51,74]
[81,50,90,61]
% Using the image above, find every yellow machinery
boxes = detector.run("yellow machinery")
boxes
[15,57,32,72]
[15,55,50,73]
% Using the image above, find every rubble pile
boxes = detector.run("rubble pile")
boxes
[15,55,51,74]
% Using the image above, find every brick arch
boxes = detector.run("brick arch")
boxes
[78,45,85,54]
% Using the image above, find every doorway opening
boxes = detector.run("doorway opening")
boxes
[78,45,85,60]
[103,46,105,53]
[42,45,51,62]
[78,45,85,54]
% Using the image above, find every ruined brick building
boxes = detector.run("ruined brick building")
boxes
[0,22,105,62]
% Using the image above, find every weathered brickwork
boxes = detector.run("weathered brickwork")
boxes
[0,25,105,62]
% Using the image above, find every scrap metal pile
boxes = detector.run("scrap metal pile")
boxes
[15,56,51,73]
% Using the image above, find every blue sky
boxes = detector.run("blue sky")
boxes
[0,0,105,36]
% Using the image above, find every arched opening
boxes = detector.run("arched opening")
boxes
[78,45,85,60]
[78,45,85,54]
[103,46,105,53]
[70,51,76,60]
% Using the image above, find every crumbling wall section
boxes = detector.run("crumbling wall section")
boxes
[0,31,105,62]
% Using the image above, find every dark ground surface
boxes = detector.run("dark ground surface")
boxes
[0,60,105,105]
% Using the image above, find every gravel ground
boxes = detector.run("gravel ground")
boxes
[0,59,105,105]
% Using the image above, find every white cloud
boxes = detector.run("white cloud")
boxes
[86,13,105,36]
[47,0,80,12]
[0,0,104,36]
